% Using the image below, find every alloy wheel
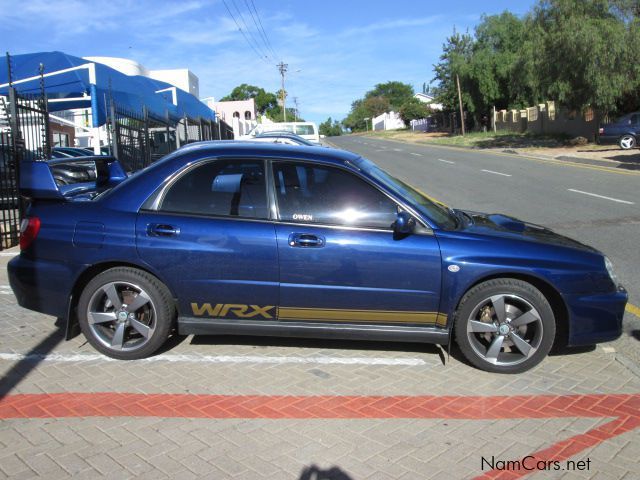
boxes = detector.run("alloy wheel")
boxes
[466,294,543,366]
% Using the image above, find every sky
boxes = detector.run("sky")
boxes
[0,0,533,125]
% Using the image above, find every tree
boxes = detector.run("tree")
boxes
[319,117,343,137]
[399,98,429,125]
[523,0,635,113]
[220,84,277,115]
[342,83,407,132]
[432,28,475,113]
[365,81,414,110]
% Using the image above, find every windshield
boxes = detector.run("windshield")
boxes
[357,157,458,230]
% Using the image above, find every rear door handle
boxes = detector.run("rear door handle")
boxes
[148,224,180,237]
[288,233,325,248]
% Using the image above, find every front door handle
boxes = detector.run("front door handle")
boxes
[288,233,325,248]
[148,224,180,237]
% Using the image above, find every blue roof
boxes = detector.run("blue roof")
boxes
[0,51,215,126]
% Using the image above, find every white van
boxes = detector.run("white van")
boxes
[240,122,320,144]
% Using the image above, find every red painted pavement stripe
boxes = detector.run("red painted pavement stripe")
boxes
[0,393,637,420]
[1,392,638,480]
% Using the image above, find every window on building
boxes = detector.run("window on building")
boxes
[52,132,69,147]
[244,111,252,120]
[233,111,240,118]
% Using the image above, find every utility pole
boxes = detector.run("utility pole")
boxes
[277,61,288,122]
[293,97,299,122]
[456,74,465,136]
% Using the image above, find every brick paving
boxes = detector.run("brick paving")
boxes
[0,253,639,479]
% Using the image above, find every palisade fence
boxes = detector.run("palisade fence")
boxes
[0,88,50,249]
[108,102,234,172]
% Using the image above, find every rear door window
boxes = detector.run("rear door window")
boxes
[160,159,268,219]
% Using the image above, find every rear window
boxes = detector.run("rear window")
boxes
[295,125,315,136]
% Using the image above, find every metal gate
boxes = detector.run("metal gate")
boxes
[0,87,50,250]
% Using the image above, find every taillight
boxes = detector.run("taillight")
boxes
[20,217,41,250]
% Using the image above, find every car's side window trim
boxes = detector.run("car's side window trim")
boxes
[268,158,432,233]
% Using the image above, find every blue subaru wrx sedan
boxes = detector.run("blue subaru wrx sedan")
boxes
[8,142,627,373]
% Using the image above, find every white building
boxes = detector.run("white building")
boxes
[84,57,200,98]
[204,98,258,137]
[372,111,405,131]
[414,93,443,111]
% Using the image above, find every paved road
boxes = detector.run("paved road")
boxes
[329,135,640,358]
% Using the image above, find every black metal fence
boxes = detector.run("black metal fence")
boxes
[109,102,234,172]
[0,88,50,249]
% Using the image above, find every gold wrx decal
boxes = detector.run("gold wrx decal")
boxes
[191,303,275,319]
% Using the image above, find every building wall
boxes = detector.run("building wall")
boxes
[372,111,405,131]
[149,69,199,98]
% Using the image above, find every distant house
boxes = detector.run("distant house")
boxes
[414,93,443,111]
[204,98,257,137]
[372,111,405,131]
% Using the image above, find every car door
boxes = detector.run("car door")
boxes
[271,160,444,327]
[136,158,279,322]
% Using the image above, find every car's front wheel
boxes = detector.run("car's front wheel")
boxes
[619,134,636,150]
[454,278,555,373]
[77,267,174,360]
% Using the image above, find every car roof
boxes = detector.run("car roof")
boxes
[159,141,359,167]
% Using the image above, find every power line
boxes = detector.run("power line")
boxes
[231,0,272,62]
[247,0,278,59]
[222,0,270,64]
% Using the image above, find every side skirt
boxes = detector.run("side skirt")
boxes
[178,317,450,344]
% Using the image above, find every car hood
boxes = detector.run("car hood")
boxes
[454,210,598,253]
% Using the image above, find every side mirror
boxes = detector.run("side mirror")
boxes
[394,211,416,234]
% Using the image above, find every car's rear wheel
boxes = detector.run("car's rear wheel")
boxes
[619,134,636,150]
[454,278,555,373]
[78,267,174,360]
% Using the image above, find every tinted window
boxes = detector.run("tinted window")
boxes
[273,162,398,229]
[161,160,268,219]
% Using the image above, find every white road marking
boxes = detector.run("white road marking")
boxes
[438,158,455,164]
[567,189,635,205]
[0,252,18,257]
[410,153,422,157]
[392,148,404,152]
[0,352,435,367]
[481,169,512,177]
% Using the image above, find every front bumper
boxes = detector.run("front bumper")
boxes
[565,286,627,346]
[8,255,76,319]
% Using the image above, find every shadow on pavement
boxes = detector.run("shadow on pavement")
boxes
[299,465,354,480]
[0,318,65,399]
[631,330,640,341]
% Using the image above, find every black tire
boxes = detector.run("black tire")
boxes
[454,278,555,374]
[77,267,174,360]
[619,134,636,150]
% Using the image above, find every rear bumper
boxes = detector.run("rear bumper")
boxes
[8,255,75,318]
[565,286,627,346]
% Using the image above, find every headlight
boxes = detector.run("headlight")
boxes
[604,257,619,285]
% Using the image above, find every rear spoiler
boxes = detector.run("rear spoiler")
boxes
[20,156,127,200]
